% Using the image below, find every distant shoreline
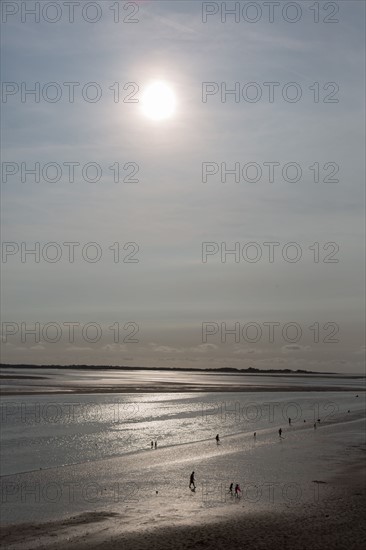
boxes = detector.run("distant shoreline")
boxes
[0,363,349,377]
[1,365,364,396]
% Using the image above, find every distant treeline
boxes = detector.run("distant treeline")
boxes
[0,364,333,375]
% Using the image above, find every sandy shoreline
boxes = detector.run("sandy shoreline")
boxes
[1,413,365,550]
[1,458,365,550]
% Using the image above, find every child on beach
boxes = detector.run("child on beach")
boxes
[215,434,220,445]
[235,484,241,498]
[229,482,234,496]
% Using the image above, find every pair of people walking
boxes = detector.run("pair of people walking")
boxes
[229,482,241,498]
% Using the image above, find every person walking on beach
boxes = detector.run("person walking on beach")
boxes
[278,428,283,438]
[215,434,220,445]
[288,417,291,425]
[189,471,196,491]
[228,482,234,496]
[313,423,317,430]
[151,441,154,449]
[155,440,157,449]
[235,483,241,498]
[254,432,256,439]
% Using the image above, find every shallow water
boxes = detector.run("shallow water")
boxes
[1,373,365,526]
[1,390,364,476]
[1,406,365,526]
[0,367,364,393]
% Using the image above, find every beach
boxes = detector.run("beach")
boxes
[1,374,365,549]
[2,0,365,547]
[1,430,365,550]
[1,473,366,550]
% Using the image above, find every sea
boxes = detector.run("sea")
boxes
[1,369,365,477]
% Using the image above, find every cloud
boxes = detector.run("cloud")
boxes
[233,347,262,355]
[1,2,364,373]
[152,345,183,354]
[281,345,312,353]
[189,344,218,353]
[66,346,93,352]
[100,344,128,353]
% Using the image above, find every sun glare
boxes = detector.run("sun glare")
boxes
[141,81,176,121]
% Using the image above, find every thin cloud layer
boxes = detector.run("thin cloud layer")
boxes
[1,1,365,373]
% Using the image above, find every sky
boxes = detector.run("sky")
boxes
[1,0,365,373]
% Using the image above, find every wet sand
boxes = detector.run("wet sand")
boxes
[1,367,364,396]
[1,414,365,550]
[3,385,364,395]
[1,460,365,550]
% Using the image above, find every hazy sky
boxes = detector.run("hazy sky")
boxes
[1,0,365,373]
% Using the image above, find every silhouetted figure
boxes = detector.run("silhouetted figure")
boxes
[254,432,256,439]
[235,483,241,498]
[151,441,154,449]
[215,434,220,445]
[229,482,233,495]
[189,471,196,491]
[278,428,283,438]
[155,440,157,449]
[313,423,317,430]
[288,417,291,425]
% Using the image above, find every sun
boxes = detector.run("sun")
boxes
[141,81,176,121]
